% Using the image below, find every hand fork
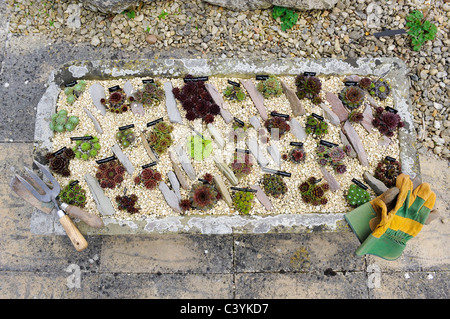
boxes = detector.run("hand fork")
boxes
[16,160,88,252]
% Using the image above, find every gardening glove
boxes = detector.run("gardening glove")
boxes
[355,173,436,260]
[344,185,400,243]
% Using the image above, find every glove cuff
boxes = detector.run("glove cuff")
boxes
[344,202,377,243]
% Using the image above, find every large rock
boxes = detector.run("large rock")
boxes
[81,0,337,14]
[80,0,144,14]
[202,0,338,11]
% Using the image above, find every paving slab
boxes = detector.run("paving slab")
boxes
[98,273,234,299]
[235,272,369,299]
[234,232,364,273]
[100,234,233,274]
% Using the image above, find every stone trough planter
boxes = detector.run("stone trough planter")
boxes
[31,57,419,235]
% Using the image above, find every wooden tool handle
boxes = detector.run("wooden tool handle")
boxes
[59,214,88,252]
[62,204,104,228]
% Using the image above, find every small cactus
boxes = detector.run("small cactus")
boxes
[346,184,371,207]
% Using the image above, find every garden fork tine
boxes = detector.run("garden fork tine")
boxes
[16,160,88,252]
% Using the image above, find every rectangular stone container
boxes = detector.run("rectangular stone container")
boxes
[31,57,419,235]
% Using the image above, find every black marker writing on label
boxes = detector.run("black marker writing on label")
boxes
[255,75,269,80]
[70,136,94,141]
[70,180,80,187]
[233,117,245,126]
[227,80,240,87]
[142,162,157,169]
[262,167,291,177]
[231,187,257,193]
[312,113,324,121]
[64,81,77,87]
[385,106,398,114]
[96,156,116,164]
[147,117,164,127]
[319,140,338,148]
[290,142,304,147]
[53,147,67,156]
[351,178,368,190]
[183,76,209,83]
[271,111,290,118]
[119,124,135,131]
[108,85,120,92]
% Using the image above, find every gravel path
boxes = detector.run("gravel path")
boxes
[6,0,449,159]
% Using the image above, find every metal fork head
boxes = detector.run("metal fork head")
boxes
[15,160,61,203]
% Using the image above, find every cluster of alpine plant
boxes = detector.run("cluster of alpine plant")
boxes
[261,174,288,198]
[116,194,140,214]
[299,177,330,206]
[346,184,371,208]
[45,148,75,177]
[59,181,87,208]
[223,84,246,101]
[64,80,86,105]
[147,121,174,155]
[348,110,364,123]
[358,77,372,90]
[316,144,347,174]
[256,75,283,98]
[295,74,322,105]
[72,135,101,160]
[305,115,328,137]
[288,147,306,164]
[189,181,219,211]
[264,113,291,139]
[116,128,136,148]
[96,160,125,189]
[339,86,365,110]
[133,81,164,107]
[372,107,404,137]
[172,75,221,124]
[231,152,254,179]
[102,88,130,114]
[368,79,391,100]
[134,167,163,190]
[50,109,80,133]
[233,190,254,215]
[374,158,401,188]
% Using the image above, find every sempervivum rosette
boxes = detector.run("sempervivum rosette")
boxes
[339,86,365,110]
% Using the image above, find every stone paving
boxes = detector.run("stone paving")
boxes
[0,0,448,299]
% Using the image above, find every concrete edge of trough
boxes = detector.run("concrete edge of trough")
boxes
[30,57,418,235]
